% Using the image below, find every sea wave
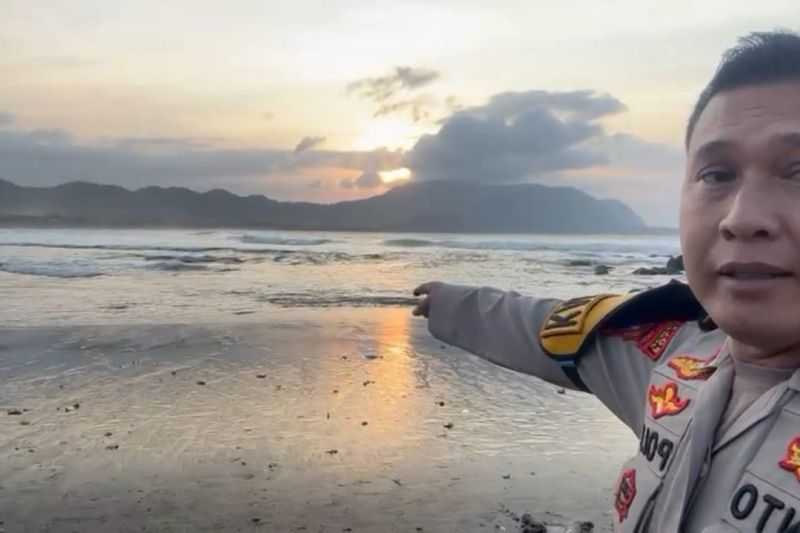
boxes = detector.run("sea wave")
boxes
[145,261,211,272]
[257,293,419,308]
[143,254,246,265]
[240,234,334,246]
[384,238,436,247]
[0,264,104,278]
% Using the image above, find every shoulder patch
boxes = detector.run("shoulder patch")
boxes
[539,281,706,361]
[540,294,630,359]
[604,321,683,361]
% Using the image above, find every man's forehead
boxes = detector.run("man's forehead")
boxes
[689,81,800,156]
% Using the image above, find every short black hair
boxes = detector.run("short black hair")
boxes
[686,30,800,149]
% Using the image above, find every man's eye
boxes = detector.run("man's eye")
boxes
[697,168,735,184]
[785,164,800,181]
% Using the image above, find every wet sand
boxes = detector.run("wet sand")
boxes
[0,308,635,532]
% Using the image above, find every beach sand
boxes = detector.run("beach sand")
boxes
[0,308,634,532]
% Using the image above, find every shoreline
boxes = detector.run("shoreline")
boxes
[0,312,633,532]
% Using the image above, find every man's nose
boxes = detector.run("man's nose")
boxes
[718,178,780,241]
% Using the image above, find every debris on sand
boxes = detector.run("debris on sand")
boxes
[362,380,375,386]
[196,380,207,386]
[256,374,267,379]
[443,422,454,429]
[325,449,338,455]
[106,444,120,451]
[7,409,22,416]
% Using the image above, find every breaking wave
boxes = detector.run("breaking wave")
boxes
[256,293,419,308]
[240,234,334,246]
[0,264,104,278]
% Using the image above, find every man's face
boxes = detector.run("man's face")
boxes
[680,82,800,354]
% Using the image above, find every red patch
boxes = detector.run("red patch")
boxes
[614,468,637,522]
[668,354,717,381]
[604,321,683,361]
[648,381,690,419]
[779,435,800,482]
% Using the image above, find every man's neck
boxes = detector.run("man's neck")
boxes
[729,338,800,370]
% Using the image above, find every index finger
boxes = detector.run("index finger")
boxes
[413,282,436,297]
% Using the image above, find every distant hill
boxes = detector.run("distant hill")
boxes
[0,178,651,233]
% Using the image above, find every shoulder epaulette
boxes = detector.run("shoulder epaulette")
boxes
[539,280,706,361]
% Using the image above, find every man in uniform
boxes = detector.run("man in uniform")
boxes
[412,32,800,532]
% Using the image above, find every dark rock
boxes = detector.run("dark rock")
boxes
[437,401,445,406]
[7,409,22,416]
[443,422,454,429]
[196,380,207,386]
[567,259,593,267]
[556,388,566,394]
[522,524,547,533]
[632,267,669,275]
[256,374,267,379]
[666,255,684,273]
[325,449,338,455]
[502,474,511,479]
[566,521,594,533]
[593,264,612,275]
[106,444,119,450]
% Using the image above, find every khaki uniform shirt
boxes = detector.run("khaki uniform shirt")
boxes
[425,282,800,533]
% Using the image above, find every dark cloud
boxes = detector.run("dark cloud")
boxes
[347,66,440,102]
[475,90,626,122]
[403,90,630,183]
[348,66,440,122]
[0,112,15,127]
[0,124,403,197]
[375,95,436,123]
[294,136,326,153]
[339,171,382,190]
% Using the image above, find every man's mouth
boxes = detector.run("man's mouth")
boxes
[717,262,793,280]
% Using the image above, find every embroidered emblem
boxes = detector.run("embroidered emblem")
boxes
[603,321,682,361]
[648,382,690,419]
[779,435,800,482]
[668,354,717,380]
[614,468,637,522]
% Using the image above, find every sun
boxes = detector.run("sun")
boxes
[379,168,411,184]
[352,117,428,151]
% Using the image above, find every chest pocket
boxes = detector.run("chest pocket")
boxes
[721,403,800,533]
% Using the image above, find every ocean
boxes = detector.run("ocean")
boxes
[0,228,682,326]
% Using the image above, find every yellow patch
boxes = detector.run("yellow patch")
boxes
[540,293,631,358]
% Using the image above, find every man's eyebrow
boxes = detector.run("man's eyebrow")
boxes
[690,140,735,161]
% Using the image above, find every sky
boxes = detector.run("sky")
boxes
[2,1,798,226]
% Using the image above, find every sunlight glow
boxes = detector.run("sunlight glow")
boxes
[352,118,427,151]
[379,168,411,184]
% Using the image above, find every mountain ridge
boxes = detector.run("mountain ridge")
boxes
[0,178,668,234]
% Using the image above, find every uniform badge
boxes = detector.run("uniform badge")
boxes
[648,381,690,419]
[604,321,682,361]
[668,354,717,380]
[779,435,800,482]
[614,468,637,522]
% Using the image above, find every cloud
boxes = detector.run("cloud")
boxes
[0,123,405,199]
[340,170,382,190]
[294,136,326,153]
[347,66,440,102]
[375,95,437,123]
[348,66,440,121]
[404,90,622,183]
[0,112,14,127]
